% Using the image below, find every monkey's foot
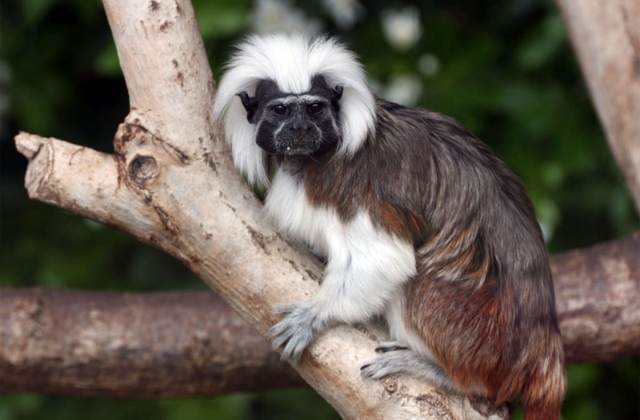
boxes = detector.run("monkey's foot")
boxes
[361,349,456,391]
[270,300,325,363]
[361,349,411,379]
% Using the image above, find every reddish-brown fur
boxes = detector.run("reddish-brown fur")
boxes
[406,270,565,413]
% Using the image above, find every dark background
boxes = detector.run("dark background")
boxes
[1,0,638,419]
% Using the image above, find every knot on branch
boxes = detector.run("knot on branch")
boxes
[113,121,182,238]
[129,155,159,186]
[115,120,191,166]
[114,123,162,189]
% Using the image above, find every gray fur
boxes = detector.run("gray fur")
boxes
[270,300,328,363]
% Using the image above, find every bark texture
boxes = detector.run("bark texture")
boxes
[553,232,640,364]
[0,289,304,398]
[556,0,640,211]
[2,233,638,398]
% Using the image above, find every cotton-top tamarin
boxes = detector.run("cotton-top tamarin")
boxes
[212,34,566,420]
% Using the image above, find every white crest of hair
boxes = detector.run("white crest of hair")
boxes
[212,33,376,188]
[264,170,416,324]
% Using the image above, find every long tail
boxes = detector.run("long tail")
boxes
[522,338,567,420]
[523,399,564,420]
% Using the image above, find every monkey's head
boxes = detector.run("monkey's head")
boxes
[213,34,376,187]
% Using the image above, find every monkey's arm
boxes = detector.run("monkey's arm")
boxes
[271,212,416,362]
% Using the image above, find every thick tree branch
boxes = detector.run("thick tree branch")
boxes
[2,233,638,398]
[552,232,640,363]
[556,0,640,212]
[0,289,304,398]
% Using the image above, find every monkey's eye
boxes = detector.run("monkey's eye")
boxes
[272,105,288,115]
[308,103,325,114]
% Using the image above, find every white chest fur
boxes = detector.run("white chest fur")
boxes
[264,168,419,325]
[263,169,339,257]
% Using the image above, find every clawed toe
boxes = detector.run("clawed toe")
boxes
[375,341,408,353]
[360,358,391,379]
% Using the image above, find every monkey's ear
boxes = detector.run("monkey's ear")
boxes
[237,91,259,123]
[332,85,344,101]
[331,85,344,113]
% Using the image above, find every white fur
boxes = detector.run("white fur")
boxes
[264,170,416,324]
[263,169,338,256]
[212,34,377,188]
[267,94,327,106]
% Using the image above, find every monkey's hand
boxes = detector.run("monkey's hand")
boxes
[270,300,326,363]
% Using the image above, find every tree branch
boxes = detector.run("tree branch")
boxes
[552,232,640,363]
[2,233,638,398]
[556,0,640,212]
[0,288,304,398]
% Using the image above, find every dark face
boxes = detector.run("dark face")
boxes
[237,76,343,156]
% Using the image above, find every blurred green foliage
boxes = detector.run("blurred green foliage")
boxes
[1,0,638,419]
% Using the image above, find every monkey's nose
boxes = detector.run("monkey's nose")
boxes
[290,121,311,132]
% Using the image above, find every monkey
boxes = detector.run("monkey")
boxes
[212,34,566,420]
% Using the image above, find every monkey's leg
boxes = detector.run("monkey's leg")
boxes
[270,213,417,363]
[360,348,457,392]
